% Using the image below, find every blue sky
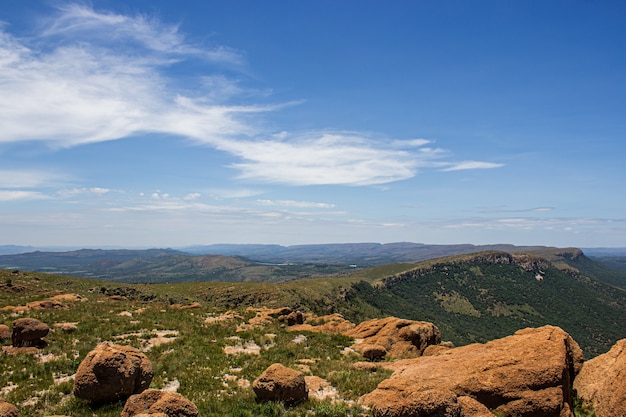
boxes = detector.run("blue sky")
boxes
[0,1,625,248]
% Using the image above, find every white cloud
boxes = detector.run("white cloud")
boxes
[225,132,429,186]
[256,199,335,209]
[58,187,111,196]
[441,161,505,171]
[0,170,63,188]
[392,138,431,147]
[0,4,502,187]
[206,188,265,200]
[42,3,242,64]
[0,190,47,201]
[0,5,253,148]
[184,193,201,200]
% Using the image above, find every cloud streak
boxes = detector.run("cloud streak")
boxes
[0,190,47,201]
[256,199,335,209]
[0,4,502,186]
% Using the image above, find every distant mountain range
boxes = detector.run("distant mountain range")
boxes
[1,245,625,357]
[1,243,626,285]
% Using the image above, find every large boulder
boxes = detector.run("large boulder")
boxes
[0,399,19,417]
[253,363,308,405]
[345,317,441,358]
[573,338,626,417]
[360,326,584,417]
[73,342,154,404]
[121,389,198,417]
[11,318,49,347]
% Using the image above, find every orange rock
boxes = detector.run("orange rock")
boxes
[290,314,356,335]
[346,317,441,358]
[253,363,308,405]
[121,389,198,417]
[0,324,9,340]
[574,338,626,417]
[73,342,154,404]
[0,399,19,417]
[361,326,584,417]
[358,344,387,361]
[11,318,49,348]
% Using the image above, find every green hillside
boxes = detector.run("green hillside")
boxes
[342,251,626,357]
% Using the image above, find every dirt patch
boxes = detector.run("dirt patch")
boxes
[0,382,18,396]
[224,339,262,355]
[205,311,243,324]
[53,373,75,385]
[113,329,179,351]
[162,379,180,392]
[305,376,339,402]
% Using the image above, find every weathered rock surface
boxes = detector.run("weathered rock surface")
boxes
[73,342,154,404]
[0,399,19,417]
[422,342,454,356]
[289,313,355,334]
[346,317,441,358]
[11,318,49,347]
[573,338,626,417]
[253,363,308,405]
[361,326,584,417]
[121,389,198,417]
[54,322,78,333]
[360,343,387,361]
[281,311,304,326]
[0,325,10,340]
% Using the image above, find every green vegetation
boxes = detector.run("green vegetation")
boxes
[0,270,387,417]
[0,248,623,416]
[348,255,626,356]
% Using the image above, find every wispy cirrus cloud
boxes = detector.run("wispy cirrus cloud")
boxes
[0,3,502,187]
[0,190,47,201]
[440,161,505,171]
[256,199,335,209]
[0,170,64,188]
[57,187,112,197]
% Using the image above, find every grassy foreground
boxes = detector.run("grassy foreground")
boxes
[0,270,390,417]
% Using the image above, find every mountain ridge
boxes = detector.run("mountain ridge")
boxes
[4,243,623,285]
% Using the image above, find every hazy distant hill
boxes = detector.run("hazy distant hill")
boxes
[2,243,626,290]
[0,248,358,283]
[182,242,564,265]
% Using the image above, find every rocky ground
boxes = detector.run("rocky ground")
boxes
[0,270,624,417]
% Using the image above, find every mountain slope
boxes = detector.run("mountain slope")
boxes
[0,250,358,283]
[341,251,626,357]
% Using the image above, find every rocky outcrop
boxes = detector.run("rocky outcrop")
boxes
[573,338,626,417]
[280,311,304,326]
[121,389,198,417]
[288,313,355,334]
[361,326,584,417]
[346,317,441,358]
[11,318,49,348]
[253,363,308,405]
[73,342,154,404]
[0,399,19,417]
